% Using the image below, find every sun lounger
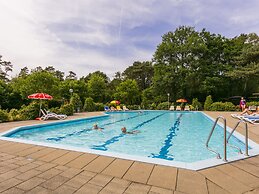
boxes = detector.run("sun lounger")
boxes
[41,109,67,120]
[110,106,117,111]
[169,106,174,111]
[248,105,257,112]
[176,106,181,111]
[242,116,259,124]
[123,106,129,111]
[104,106,110,111]
[184,106,190,111]
[116,106,122,111]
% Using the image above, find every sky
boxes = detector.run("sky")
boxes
[0,0,259,79]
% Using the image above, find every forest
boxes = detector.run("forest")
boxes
[0,26,259,121]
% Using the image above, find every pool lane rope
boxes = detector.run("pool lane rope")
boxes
[150,113,183,160]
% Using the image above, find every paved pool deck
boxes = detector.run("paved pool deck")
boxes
[0,111,258,194]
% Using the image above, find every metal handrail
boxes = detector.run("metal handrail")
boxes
[206,116,227,161]
[227,119,249,156]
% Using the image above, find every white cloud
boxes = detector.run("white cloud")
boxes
[0,0,258,79]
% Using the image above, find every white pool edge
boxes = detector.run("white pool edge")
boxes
[0,111,258,170]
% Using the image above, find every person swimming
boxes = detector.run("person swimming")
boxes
[92,123,103,131]
[121,127,140,134]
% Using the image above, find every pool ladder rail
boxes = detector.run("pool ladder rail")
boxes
[206,116,249,162]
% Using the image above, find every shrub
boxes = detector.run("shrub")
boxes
[18,102,40,120]
[84,97,95,112]
[127,105,140,110]
[247,101,259,106]
[70,93,83,112]
[59,104,74,116]
[204,95,213,110]
[0,109,9,122]
[95,103,105,111]
[9,108,21,121]
[150,103,157,110]
[191,98,202,110]
[210,102,236,111]
[157,102,170,110]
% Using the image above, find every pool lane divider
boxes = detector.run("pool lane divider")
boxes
[150,113,183,160]
[91,112,166,151]
[46,112,148,142]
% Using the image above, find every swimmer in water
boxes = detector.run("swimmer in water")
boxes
[121,127,140,134]
[93,124,103,131]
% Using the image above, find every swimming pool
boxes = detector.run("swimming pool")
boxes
[1,111,259,170]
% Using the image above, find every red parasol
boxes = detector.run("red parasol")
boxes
[176,98,187,103]
[28,93,53,117]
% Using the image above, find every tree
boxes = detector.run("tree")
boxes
[66,71,77,80]
[87,74,106,102]
[114,79,141,105]
[122,61,154,90]
[18,67,29,78]
[0,55,13,82]
[82,71,110,83]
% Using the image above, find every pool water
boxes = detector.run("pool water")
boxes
[4,111,248,163]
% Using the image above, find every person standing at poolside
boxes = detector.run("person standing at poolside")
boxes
[239,97,246,111]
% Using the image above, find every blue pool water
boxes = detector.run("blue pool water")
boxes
[4,111,248,163]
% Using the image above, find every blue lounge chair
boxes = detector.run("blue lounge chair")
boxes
[104,106,110,112]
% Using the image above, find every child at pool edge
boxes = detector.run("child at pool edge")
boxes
[121,127,140,134]
[93,123,103,131]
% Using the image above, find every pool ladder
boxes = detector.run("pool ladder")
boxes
[206,116,249,162]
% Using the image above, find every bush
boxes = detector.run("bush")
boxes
[127,105,140,110]
[0,109,9,122]
[18,102,40,120]
[247,101,259,106]
[95,103,105,111]
[210,102,236,111]
[204,95,213,111]
[9,108,21,121]
[59,104,74,116]
[191,98,202,110]
[157,102,170,110]
[70,93,83,112]
[84,97,95,112]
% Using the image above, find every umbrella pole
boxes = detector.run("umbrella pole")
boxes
[39,100,42,117]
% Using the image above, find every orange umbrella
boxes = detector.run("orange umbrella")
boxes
[176,98,187,103]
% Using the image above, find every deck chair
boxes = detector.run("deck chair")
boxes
[41,109,67,121]
[110,106,117,111]
[184,106,190,111]
[123,106,129,111]
[169,106,174,111]
[248,105,257,112]
[116,106,122,111]
[176,106,181,111]
[104,106,110,111]
[242,115,259,124]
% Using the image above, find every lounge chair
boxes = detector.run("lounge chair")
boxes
[184,106,190,111]
[104,106,110,112]
[123,106,129,111]
[248,105,257,112]
[41,109,67,120]
[242,116,259,124]
[116,106,122,111]
[110,106,117,111]
[176,106,181,111]
[169,106,174,111]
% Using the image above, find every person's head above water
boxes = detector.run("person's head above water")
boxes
[93,123,98,129]
[121,127,127,133]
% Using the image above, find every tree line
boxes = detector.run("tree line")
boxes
[0,26,259,112]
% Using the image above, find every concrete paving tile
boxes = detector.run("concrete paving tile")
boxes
[36,163,58,172]
[83,156,115,173]
[52,152,83,165]
[28,148,56,159]
[26,186,53,194]
[149,186,174,194]
[54,165,69,171]
[123,162,154,184]
[39,149,69,162]
[244,188,259,194]
[53,184,78,194]
[60,167,82,178]
[1,187,25,194]
[176,169,207,194]
[124,182,151,194]
[40,175,69,190]
[102,159,133,178]
[88,174,113,187]
[37,168,62,179]
[3,143,34,154]
[99,178,130,194]
[16,176,45,191]
[0,170,21,182]
[65,153,98,169]
[245,156,259,167]
[17,146,45,157]
[65,173,95,189]
[200,167,252,194]
[0,178,23,192]
[15,159,33,166]
[15,163,39,173]
[231,159,259,177]
[206,179,230,194]
[16,169,42,180]
[216,163,259,187]
[0,166,14,174]
[32,160,46,166]
[74,183,102,194]
[147,165,177,190]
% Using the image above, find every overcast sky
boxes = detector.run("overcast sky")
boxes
[0,0,259,79]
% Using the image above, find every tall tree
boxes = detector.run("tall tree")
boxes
[87,74,106,102]
[66,71,77,80]
[0,55,13,82]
